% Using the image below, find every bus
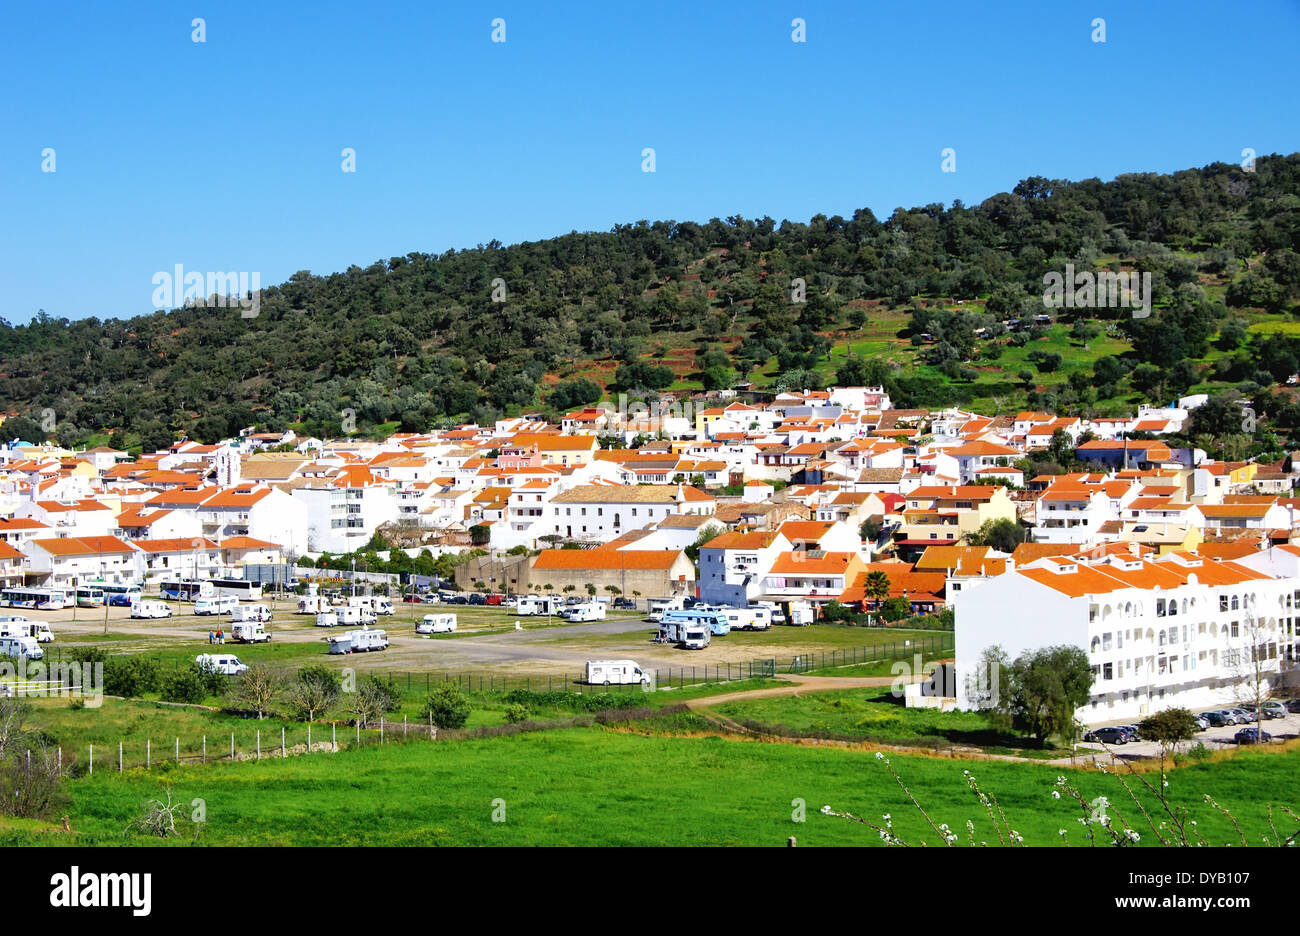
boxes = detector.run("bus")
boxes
[159,579,214,602]
[96,582,143,607]
[210,579,262,602]
[74,587,105,608]
[0,587,69,611]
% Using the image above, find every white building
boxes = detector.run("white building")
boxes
[956,549,1299,724]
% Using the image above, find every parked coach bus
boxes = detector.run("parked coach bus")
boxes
[95,582,143,607]
[0,587,69,611]
[210,579,263,602]
[159,579,215,602]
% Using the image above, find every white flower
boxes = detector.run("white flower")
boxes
[1058,829,1067,837]
[874,752,885,760]
[820,805,832,814]
[1126,830,1140,842]
[1051,791,1061,799]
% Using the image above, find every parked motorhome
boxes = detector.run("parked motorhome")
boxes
[786,601,815,626]
[646,595,688,622]
[231,604,271,624]
[327,628,389,654]
[564,603,606,623]
[585,659,650,686]
[348,595,394,616]
[720,607,769,631]
[297,594,331,614]
[315,606,375,628]
[417,613,457,634]
[0,635,44,660]
[662,608,731,636]
[194,596,239,616]
[0,618,53,643]
[194,653,248,676]
[681,625,710,650]
[130,600,173,619]
[231,621,270,644]
[753,601,786,625]
[516,596,562,616]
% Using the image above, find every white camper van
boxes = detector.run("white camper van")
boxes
[194,653,248,676]
[231,603,271,624]
[417,613,457,634]
[348,595,394,616]
[585,659,650,686]
[0,617,54,643]
[231,621,270,644]
[0,635,43,661]
[194,596,239,616]
[681,625,711,650]
[296,594,330,614]
[721,607,769,631]
[564,603,606,623]
[516,596,561,616]
[326,628,389,654]
[754,601,786,625]
[786,601,815,626]
[315,606,375,628]
[130,600,173,619]
[646,595,688,623]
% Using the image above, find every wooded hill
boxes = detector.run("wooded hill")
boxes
[2,153,1299,454]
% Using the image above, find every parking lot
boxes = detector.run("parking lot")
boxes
[1076,710,1300,759]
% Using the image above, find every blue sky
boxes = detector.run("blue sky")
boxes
[2,0,1297,324]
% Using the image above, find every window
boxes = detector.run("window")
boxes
[1103,663,1113,680]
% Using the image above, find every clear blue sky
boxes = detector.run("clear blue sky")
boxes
[2,0,1298,324]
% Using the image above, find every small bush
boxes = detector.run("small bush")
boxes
[160,664,215,704]
[421,684,471,730]
[503,702,531,724]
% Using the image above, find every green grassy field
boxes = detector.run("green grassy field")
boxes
[711,688,1068,758]
[7,725,1297,846]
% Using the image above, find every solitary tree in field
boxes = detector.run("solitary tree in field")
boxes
[236,665,285,720]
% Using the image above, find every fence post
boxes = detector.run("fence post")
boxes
[119,741,123,773]
[281,727,286,758]
[88,744,92,776]
[256,730,260,761]
[332,722,337,752]
[404,715,408,738]
[380,717,385,743]
[175,737,179,764]
[308,724,312,751]
[230,733,235,761]
[202,736,206,764]
[146,739,150,768]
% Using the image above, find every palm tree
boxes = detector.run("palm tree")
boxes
[864,570,891,608]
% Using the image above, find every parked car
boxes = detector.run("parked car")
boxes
[1235,727,1272,744]
[1285,698,1300,714]
[442,594,468,605]
[403,594,423,603]
[1116,725,1142,742]
[1225,708,1253,725]
[1240,702,1285,720]
[1083,727,1128,745]
[467,594,487,606]
[484,594,503,606]
[1200,710,1233,727]
[1192,715,1210,731]
[613,597,636,610]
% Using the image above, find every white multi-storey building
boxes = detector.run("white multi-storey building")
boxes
[956,549,1299,724]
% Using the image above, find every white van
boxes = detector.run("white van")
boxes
[296,595,330,614]
[195,653,248,675]
[417,613,457,634]
[722,608,769,631]
[315,611,339,628]
[0,634,43,660]
[130,600,173,619]
[231,621,270,643]
[565,603,606,623]
[0,617,54,642]
[681,625,710,650]
[194,596,239,616]
[231,604,271,624]
[585,659,650,686]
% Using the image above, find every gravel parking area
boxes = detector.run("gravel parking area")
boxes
[1076,711,1299,759]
